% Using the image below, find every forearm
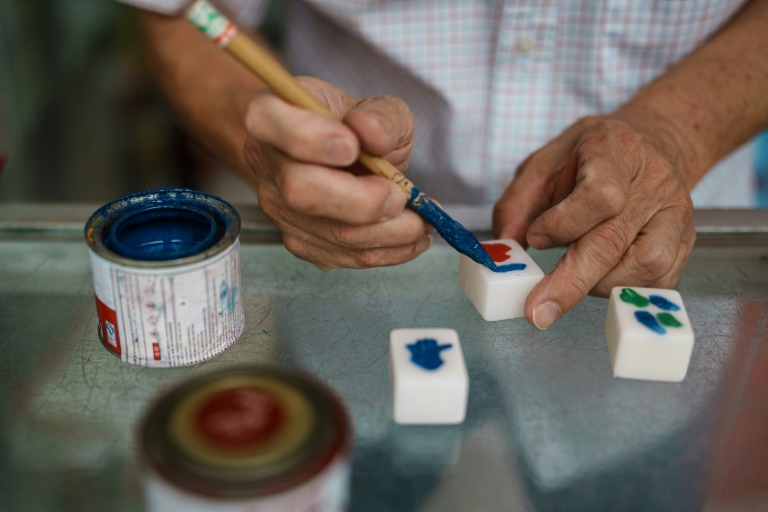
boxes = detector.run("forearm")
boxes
[139,11,269,185]
[614,0,768,189]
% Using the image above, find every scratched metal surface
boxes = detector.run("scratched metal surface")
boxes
[1,223,767,511]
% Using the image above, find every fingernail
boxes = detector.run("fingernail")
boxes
[416,235,433,254]
[327,137,356,166]
[532,301,560,330]
[528,233,553,249]
[382,188,405,219]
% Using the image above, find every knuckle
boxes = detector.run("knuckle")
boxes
[333,223,364,247]
[630,244,676,281]
[587,179,626,216]
[352,248,381,269]
[279,172,316,213]
[244,97,268,135]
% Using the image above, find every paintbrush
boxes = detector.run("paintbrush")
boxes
[185,0,496,270]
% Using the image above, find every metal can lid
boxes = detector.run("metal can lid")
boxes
[141,365,351,499]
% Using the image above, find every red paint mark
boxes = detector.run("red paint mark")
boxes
[152,343,161,360]
[194,387,285,450]
[482,242,512,263]
[95,295,121,355]
[213,22,237,46]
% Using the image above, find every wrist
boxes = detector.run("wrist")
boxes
[611,97,710,191]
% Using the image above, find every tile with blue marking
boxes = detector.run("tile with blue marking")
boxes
[605,287,694,382]
[459,238,544,321]
[389,328,469,425]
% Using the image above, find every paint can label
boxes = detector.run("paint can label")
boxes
[89,239,244,367]
[144,458,349,512]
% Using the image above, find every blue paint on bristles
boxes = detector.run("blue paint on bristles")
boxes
[409,187,496,270]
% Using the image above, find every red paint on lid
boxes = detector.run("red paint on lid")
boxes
[482,242,512,263]
[194,387,285,449]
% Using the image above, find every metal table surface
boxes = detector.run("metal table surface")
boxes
[1,205,767,512]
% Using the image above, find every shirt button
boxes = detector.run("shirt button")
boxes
[515,38,535,54]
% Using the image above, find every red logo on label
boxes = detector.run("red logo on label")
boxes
[152,343,161,361]
[482,242,512,263]
[195,387,285,450]
[94,295,121,355]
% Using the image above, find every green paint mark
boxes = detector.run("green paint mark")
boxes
[620,288,650,308]
[657,312,683,328]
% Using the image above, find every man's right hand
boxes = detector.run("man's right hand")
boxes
[243,76,432,270]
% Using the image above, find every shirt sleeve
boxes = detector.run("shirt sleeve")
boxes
[116,0,270,32]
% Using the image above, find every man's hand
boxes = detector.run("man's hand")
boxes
[493,0,768,330]
[493,116,696,329]
[244,77,432,269]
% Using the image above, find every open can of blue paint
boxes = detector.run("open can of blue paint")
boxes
[140,365,352,511]
[84,189,244,367]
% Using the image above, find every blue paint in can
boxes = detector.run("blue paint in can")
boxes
[86,189,240,264]
[106,205,219,261]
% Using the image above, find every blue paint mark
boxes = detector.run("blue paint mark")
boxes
[635,311,666,334]
[494,263,527,273]
[409,187,496,270]
[406,338,452,370]
[227,286,238,314]
[220,279,228,300]
[649,295,680,311]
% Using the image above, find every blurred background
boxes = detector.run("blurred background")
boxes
[0,0,767,207]
[0,0,261,206]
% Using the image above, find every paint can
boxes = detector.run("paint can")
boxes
[84,189,244,367]
[140,365,352,512]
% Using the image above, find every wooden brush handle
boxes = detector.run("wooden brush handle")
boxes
[187,0,415,197]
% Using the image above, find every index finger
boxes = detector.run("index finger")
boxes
[526,210,647,329]
[527,150,631,251]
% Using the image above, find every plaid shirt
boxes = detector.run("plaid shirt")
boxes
[123,0,754,207]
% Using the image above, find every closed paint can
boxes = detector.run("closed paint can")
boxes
[85,189,244,367]
[140,365,352,512]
